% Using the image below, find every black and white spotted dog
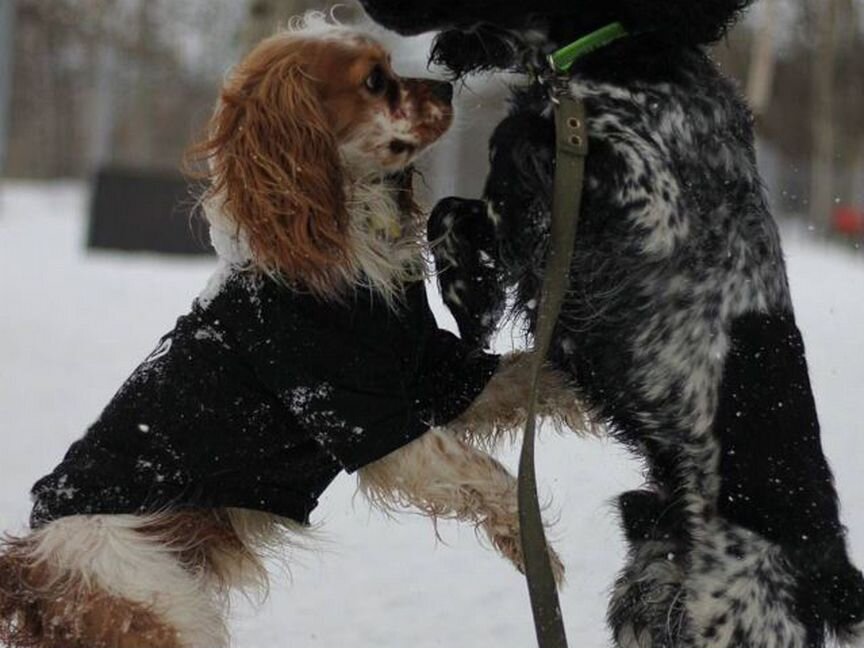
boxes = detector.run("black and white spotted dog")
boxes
[359,1,864,646]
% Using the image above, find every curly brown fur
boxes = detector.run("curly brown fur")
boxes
[187,34,350,298]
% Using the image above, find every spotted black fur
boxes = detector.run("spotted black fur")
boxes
[360,2,864,646]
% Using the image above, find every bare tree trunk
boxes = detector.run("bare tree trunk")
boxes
[128,0,158,167]
[853,137,864,209]
[746,0,777,118]
[850,0,864,211]
[44,13,66,176]
[86,42,118,173]
[810,0,839,227]
[0,0,16,175]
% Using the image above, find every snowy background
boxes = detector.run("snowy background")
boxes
[0,182,863,647]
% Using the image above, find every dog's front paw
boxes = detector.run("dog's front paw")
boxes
[487,522,566,588]
[429,197,505,349]
[534,361,589,435]
[428,197,489,268]
[617,488,688,546]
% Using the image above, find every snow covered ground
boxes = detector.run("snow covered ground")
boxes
[1,181,862,647]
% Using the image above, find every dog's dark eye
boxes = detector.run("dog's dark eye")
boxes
[365,65,387,95]
[389,140,416,156]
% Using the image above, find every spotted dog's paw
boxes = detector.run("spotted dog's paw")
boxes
[429,197,505,349]
[609,490,689,648]
[618,489,687,544]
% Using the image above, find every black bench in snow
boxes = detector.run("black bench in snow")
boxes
[86,167,212,256]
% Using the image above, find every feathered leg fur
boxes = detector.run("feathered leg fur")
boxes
[447,351,592,448]
[358,427,565,584]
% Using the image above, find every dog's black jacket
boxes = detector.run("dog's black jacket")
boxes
[30,272,498,528]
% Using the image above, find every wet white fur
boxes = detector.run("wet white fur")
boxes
[358,426,566,584]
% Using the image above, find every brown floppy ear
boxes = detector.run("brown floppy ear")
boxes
[190,38,349,298]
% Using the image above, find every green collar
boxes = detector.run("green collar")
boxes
[548,22,630,74]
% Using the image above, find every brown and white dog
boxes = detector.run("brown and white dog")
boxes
[0,15,582,648]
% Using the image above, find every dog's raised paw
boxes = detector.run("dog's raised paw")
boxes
[490,527,566,588]
[428,196,505,349]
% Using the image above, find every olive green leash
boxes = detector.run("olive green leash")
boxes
[517,22,628,648]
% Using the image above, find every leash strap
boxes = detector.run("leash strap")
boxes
[518,93,588,648]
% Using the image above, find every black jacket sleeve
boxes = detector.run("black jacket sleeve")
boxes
[226,276,498,474]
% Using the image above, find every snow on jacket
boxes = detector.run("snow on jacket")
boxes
[30,272,499,527]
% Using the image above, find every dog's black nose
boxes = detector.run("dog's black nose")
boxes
[431,81,454,104]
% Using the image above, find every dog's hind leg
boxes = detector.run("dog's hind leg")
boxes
[0,509,308,648]
[609,489,818,648]
[683,517,812,648]
[603,306,864,648]
[357,427,565,585]
[608,489,691,648]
